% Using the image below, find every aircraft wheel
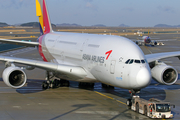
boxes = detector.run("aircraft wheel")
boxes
[49,81,54,88]
[90,83,94,88]
[42,81,48,90]
[78,82,94,88]
[64,80,69,87]
[101,83,114,89]
[60,79,70,87]
[53,79,60,88]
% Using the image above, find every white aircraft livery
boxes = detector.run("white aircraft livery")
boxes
[0,0,180,95]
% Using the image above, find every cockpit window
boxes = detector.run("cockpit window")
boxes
[135,60,140,63]
[125,59,130,64]
[126,59,146,64]
[141,60,145,63]
[129,59,134,64]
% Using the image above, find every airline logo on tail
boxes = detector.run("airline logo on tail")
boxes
[36,0,52,35]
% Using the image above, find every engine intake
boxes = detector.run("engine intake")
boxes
[2,67,27,88]
[151,65,178,85]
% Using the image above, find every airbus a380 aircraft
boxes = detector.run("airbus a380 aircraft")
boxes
[0,0,179,96]
[135,36,164,46]
[135,30,166,46]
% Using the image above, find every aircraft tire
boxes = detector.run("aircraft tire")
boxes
[60,79,70,87]
[53,79,60,88]
[101,83,114,89]
[42,81,48,90]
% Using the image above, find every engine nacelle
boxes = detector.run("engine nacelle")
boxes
[154,41,157,45]
[2,67,27,88]
[135,41,139,45]
[135,41,143,46]
[151,65,178,85]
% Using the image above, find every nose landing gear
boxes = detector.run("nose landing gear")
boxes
[126,89,141,109]
[129,89,140,97]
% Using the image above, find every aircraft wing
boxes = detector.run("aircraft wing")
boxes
[0,56,87,80]
[0,39,39,47]
[131,39,144,42]
[145,51,180,63]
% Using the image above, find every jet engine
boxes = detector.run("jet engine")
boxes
[151,65,178,85]
[135,41,143,46]
[154,41,157,45]
[2,67,27,88]
[135,41,139,45]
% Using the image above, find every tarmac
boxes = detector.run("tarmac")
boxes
[0,32,180,120]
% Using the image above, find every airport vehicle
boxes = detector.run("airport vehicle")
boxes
[127,96,174,118]
[0,0,179,95]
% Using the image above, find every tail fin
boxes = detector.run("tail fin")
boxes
[36,0,52,35]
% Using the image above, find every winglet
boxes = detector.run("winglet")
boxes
[36,0,52,35]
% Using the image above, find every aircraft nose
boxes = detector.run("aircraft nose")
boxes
[136,67,151,88]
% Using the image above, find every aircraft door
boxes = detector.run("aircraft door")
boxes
[110,60,116,74]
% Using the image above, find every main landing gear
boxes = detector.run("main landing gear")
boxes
[126,89,141,109]
[78,82,94,88]
[101,83,114,89]
[42,71,70,90]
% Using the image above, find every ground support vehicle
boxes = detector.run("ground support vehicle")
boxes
[126,96,174,118]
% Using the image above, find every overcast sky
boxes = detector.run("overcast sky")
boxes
[0,0,180,27]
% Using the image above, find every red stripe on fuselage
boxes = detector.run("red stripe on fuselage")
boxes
[38,35,48,62]
[43,0,50,34]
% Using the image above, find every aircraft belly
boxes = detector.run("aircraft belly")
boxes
[54,71,97,82]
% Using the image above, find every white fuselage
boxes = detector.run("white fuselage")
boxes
[39,32,151,89]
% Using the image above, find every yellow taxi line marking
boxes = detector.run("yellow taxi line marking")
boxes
[95,91,126,105]
[145,46,152,54]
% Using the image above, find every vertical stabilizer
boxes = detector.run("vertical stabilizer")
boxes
[36,0,52,35]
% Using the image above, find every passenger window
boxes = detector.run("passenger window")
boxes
[129,59,134,64]
[141,60,145,63]
[125,59,130,64]
[135,60,140,63]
